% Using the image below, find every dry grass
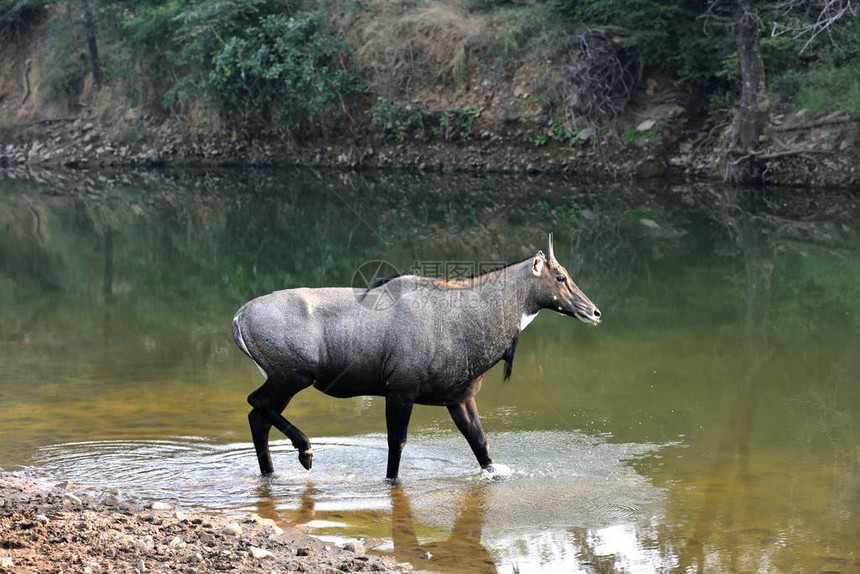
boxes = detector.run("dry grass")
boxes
[327,0,571,121]
[339,0,490,93]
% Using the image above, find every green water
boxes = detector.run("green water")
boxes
[1,168,859,573]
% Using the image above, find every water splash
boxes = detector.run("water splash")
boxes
[481,463,513,481]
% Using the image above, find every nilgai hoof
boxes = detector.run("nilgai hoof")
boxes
[299,450,313,471]
[481,463,512,481]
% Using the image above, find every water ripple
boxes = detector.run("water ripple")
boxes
[34,431,666,519]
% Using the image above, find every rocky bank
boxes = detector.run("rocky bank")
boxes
[0,471,419,574]
[2,110,859,190]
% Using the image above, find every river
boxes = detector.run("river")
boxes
[1,168,858,572]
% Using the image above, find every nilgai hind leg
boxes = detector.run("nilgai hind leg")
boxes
[247,377,313,474]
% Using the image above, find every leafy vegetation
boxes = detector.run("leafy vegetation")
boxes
[28,0,358,133]
[5,0,860,146]
[549,118,575,142]
[548,0,858,128]
[621,126,659,145]
[366,100,481,142]
[767,18,860,117]
[208,13,362,133]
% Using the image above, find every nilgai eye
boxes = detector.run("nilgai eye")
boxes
[556,275,566,282]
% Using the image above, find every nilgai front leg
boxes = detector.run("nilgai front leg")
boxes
[385,395,415,480]
[448,397,492,469]
[247,377,313,474]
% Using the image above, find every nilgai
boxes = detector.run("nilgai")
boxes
[232,233,601,479]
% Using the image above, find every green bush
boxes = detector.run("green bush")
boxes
[207,12,363,133]
[818,18,860,67]
[792,66,860,116]
[109,0,293,110]
[770,69,802,103]
[767,19,860,116]
[621,125,659,144]
[531,134,547,147]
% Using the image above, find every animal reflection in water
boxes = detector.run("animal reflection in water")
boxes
[252,483,496,573]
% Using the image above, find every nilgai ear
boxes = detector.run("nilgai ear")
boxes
[532,256,545,276]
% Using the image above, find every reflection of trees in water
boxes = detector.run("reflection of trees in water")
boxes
[0,170,693,346]
[668,185,860,572]
[674,198,771,572]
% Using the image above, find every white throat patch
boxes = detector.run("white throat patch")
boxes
[519,311,539,331]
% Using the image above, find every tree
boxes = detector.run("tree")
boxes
[726,0,857,181]
[79,0,101,92]
[729,0,771,182]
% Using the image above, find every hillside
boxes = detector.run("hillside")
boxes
[0,0,858,188]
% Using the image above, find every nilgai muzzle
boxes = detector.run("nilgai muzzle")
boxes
[232,233,601,479]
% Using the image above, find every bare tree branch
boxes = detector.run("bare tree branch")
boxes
[771,0,857,51]
[563,29,635,129]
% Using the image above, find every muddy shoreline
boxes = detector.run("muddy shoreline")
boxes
[0,471,419,574]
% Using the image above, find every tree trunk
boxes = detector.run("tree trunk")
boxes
[728,0,770,181]
[80,0,101,92]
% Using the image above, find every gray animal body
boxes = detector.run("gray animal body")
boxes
[232,234,601,479]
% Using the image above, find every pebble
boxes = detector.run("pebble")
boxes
[63,493,82,508]
[168,536,182,548]
[173,511,187,521]
[35,514,49,525]
[221,522,242,537]
[198,533,215,545]
[250,546,273,559]
[149,501,172,511]
[246,513,276,527]
[0,557,13,569]
[189,552,203,564]
[576,127,596,143]
[103,494,121,506]
[344,541,365,554]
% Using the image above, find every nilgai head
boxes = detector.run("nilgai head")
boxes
[530,233,601,325]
